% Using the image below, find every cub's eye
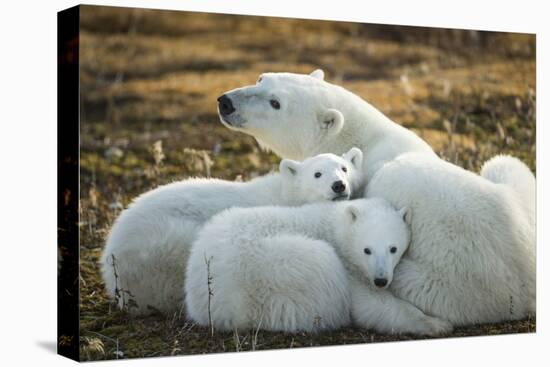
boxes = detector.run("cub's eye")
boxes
[342,166,348,172]
[364,248,371,255]
[390,246,397,254]
[257,76,263,83]
[270,99,281,109]
[314,172,322,178]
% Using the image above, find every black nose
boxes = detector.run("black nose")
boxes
[331,180,346,193]
[374,278,388,288]
[217,94,235,116]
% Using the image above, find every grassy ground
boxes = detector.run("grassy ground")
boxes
[76,5,536,361]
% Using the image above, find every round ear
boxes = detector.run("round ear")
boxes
[279,159,301,177]
[318,108,344,137]
[310,69,325,80]
[398,206,412,225]
[342,147,363,170]
[346,205,359,223]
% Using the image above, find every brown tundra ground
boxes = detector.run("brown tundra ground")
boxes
[75,5,536,361]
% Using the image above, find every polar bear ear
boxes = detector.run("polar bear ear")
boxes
[310,69,325,80]
[279,159,301,177]
[343,147,363,170]
[346,205,359,223]
[318,108,344,136]
[398,206,412,225]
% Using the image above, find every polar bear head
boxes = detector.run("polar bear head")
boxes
[217,69,358,159]
[279,147,364,203]
[339,198,411,289]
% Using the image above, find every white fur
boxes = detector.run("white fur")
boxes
[365,152,536,326]
[220,70,536,327]
[218,69,435,181]
[101,149,364,315]
[481,154,536,229]
[185,198,452,335]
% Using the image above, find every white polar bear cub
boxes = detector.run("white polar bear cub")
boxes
[101,147,364,315]
[185,198,451,335]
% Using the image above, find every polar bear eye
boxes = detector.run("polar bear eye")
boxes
[364,248,371,255]
[342,166,348,173]
[270,99,281,110]
[257,76,263,83]
[390,246,397,254]
[314,172,322,178]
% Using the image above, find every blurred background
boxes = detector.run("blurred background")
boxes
[77,5,536,360]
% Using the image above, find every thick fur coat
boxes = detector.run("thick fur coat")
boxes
[218,70,536,327]
[366,153,536,326]
[101,149,364,314]
[185,198,451,335]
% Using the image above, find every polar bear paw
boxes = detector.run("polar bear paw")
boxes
[417,315,453,336]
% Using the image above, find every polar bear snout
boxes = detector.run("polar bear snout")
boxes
[331,180,346,194]
[217,94,235,116]
[374,278,388,288]
[330,180,350,201]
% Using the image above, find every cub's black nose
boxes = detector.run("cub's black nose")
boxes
[217,94,235,116]
[331,180,346,193]
[374,278,388,288]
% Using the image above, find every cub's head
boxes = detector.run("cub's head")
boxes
[217,69,351,159]
[279,147,363,203]
[340,198,411,289]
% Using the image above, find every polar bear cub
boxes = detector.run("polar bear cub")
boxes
[101,148,364,315]
[185,198,451,335]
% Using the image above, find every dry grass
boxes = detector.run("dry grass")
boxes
[77,5,536,361]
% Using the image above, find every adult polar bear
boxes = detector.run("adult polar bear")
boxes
[217,69,435,181]
[217,69,536,329]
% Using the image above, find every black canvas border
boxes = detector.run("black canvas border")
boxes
[57,4,80,362]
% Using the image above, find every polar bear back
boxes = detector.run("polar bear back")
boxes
[367,153,532,259]
[185,224,351,332]
[366,152,535,324]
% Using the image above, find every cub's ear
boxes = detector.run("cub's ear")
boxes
[343,147,363,170]
[310,69,325,80]
[279,159,301,177]
[318,108,344,137]
[398,206,412,225]
[346,205,359,223]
